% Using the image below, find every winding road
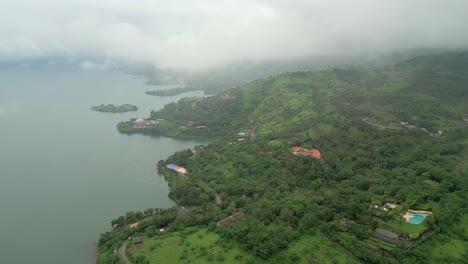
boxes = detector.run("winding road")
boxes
[118,240,131,264]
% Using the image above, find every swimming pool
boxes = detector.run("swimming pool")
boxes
[406,212,430,224]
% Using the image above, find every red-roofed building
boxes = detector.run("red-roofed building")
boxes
[291,147,322,159]
[291,146,305,154]
[308,149,321,159]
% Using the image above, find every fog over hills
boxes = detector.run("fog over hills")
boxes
[1,0,468,71]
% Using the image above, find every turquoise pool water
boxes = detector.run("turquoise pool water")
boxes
[406,212,430,224]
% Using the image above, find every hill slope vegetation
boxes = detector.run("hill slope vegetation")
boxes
[101,52,468,264]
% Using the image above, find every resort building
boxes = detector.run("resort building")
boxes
[166,164,189,176]
[291,146,322,159]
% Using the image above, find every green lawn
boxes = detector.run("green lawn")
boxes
[130,228,263,264]
[426,214,468,263]
[431,237,467,260]
[129,227,360,264]
[282,231,359,264]
[386,220,428,234]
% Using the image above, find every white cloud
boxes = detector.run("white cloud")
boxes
[78,60,119,71]
[1,0,468,69]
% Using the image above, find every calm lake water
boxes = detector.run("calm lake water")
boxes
[0,68,208,264]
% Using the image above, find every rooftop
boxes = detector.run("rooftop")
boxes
[217,212,245,226]
[374,228,399,240]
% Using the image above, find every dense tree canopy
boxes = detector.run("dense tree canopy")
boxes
[99,52,468,264]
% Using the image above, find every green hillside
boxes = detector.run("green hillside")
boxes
[102,52,468,264]
[118,52,467,140]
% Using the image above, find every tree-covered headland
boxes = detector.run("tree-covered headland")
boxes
[92,104,138,113]
[100,52,468,264]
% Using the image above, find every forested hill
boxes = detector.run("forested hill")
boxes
[118,51,467,139]
[101,52,468,264]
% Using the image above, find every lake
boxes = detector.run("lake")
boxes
[0,67,208,264]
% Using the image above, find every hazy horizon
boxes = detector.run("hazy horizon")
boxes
[2,0,468,71]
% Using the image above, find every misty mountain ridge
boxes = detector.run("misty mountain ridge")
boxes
[118,51,467,140]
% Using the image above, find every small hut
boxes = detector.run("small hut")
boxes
[133,237,142,245]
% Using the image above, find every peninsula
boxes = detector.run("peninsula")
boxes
[98,52,468,264]
[146,86,203,97]
[91,104,138,113]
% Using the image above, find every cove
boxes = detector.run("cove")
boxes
[0,68,209,264]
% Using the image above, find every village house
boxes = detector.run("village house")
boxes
[384,203,402,210]
[133,118,161,128]
[291,146,322,159]
[133,237,143,245]
[372,204,389,212]
[217,212,245,227]
[129,222,139,228]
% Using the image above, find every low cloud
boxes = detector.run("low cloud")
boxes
[1,0,468,70]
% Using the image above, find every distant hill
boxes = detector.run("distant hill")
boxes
[120,51,467,139]
[92,104,138,113]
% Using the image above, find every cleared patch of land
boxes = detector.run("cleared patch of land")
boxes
[130,228,264,264]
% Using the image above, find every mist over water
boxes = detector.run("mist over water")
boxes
[0,68,208,264]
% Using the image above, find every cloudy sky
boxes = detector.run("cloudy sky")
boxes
[1,0,468,69]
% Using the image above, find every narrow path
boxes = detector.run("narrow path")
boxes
[118,240,131,264]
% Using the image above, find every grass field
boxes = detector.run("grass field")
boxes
[426,214,468,263]
[431,237,467,260]
[129,228,264,264]
[386,220,428,234]
[283,231,359,264]
[128,227,360,264]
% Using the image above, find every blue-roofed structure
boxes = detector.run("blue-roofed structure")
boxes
[166,164,189,176]
[167,164,177,169]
